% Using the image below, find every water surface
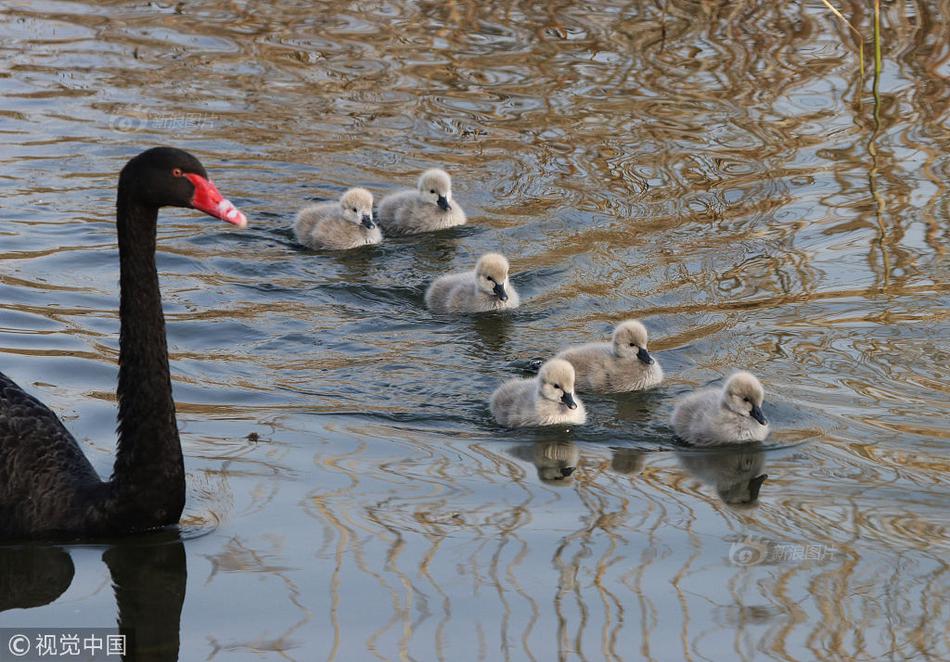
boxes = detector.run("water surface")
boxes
[0,1,947,660]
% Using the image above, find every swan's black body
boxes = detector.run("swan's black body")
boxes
[0,147,238,540]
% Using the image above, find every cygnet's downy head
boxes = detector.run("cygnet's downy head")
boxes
[339,188,375,229]
[475,253,510,302]
[417,168,453,211]
[537,359,579,410]
[612,319,653,364]
[722,371,767,426]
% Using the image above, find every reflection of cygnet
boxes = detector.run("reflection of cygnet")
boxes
[425,253,520,313]
[377,168,466,235]
[293,187,381,250]
[557,320,663,393]
[671,371,770,445]
[510,440,580,486]
[490,359,586,428]
[610,448,646,475]
[676,445,768,506]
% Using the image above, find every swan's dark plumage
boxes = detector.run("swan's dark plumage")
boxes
[0,146,240,540]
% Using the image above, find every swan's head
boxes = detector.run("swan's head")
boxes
[537,359,579,409]
[417,168,453,211]
[612,319,653,364]
[474,253,511,301]
[119,146,247,228]
[339,187,375,229]
[722,371,767,426]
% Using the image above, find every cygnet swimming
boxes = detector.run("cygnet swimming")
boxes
[294,187,380,250]
[671,371,770,445]
[425,253,520,313]
[377,168,466,235]
[490,359,586,428]
[556,319,663,392]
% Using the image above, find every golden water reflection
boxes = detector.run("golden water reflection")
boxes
[0,0,947,660]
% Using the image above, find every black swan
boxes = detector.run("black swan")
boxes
[0,147,247,539]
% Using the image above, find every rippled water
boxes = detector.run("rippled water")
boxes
[1,0,948,659]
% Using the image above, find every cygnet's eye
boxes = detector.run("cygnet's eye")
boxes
[743,397,751,403]
[629,342,636,347]
[352,207,357,212]
[553,384,561,390]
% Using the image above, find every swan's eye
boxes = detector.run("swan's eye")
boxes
[554,384,560,390]
[172,168,183,177]
[352,207,357,212]
[430,189,436,194]
[743,397,751,403]
[629,342,636,347]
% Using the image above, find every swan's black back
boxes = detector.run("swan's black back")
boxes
[0,372,104,538]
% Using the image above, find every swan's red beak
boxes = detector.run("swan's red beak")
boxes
[184,173,247,229]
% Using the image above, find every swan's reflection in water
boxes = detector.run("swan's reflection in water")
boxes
[509,437,769,506]
[0,546,74,612]
[610,447,646,476]
[0,532,186,661]
[674,444,768,506]
[510,437,580,486]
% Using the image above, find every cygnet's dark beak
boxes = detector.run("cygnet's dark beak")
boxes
[748,474,768,501]
[493,281,509,301]
[561,466,576,478]
[561,391,577,410]
[750,404,767,426]
[636,347,654,365]
[361,214,376,229]
[437,195,451,211]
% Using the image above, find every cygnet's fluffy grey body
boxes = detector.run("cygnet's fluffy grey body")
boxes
[425,253,520,313]
[294,187,381,250]
[490,359,586,428]
[556,320,663,393]
[377,168,466,235]
[671,371,770,445]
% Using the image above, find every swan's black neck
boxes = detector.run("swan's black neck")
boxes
[108,188,185,529]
